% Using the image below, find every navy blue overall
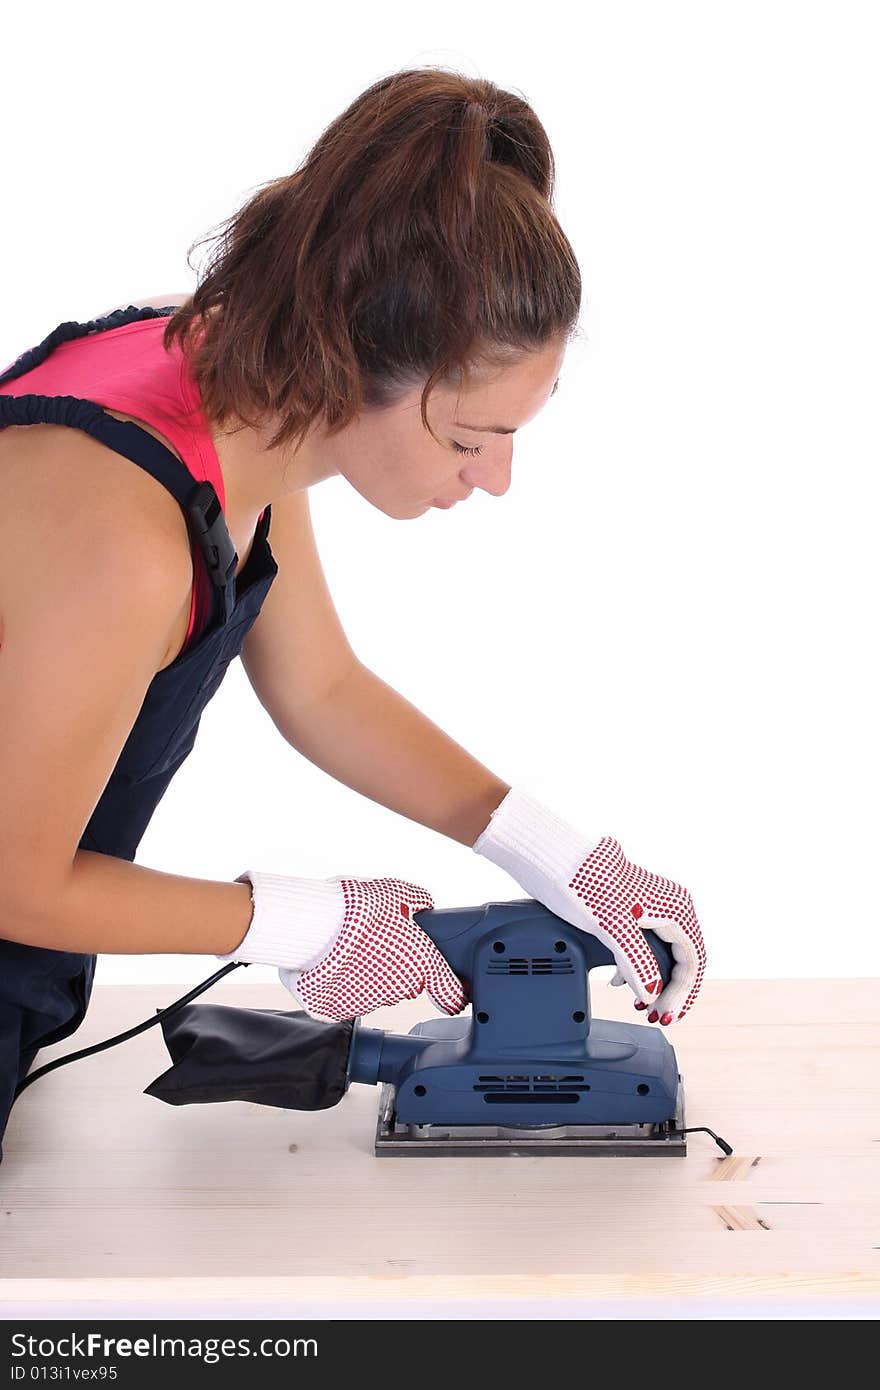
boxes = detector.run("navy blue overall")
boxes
[0,305,279,1161]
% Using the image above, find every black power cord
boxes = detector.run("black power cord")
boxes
[675,1126,733,1155]
[11,959,249,1106]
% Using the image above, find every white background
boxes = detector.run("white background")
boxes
[1,0,877,993]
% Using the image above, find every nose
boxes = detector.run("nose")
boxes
[461,447,512,498]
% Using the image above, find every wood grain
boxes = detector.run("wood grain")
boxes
[0,978,877,1311]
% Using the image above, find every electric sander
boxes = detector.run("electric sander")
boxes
[143,897,732,1158]
[353,898,703,1156]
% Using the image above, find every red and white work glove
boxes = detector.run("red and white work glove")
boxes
[219,871,467,1023]
[472,785,705,1025]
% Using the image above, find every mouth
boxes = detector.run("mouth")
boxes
[431,489,474,509]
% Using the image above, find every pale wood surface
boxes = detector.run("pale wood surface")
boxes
[0,978,878,1314]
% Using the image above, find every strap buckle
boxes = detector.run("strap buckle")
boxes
[185,481,236,589]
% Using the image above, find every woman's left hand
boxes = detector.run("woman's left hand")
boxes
[472,785,706,1025]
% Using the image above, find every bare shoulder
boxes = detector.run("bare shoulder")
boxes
[0,296,196,665]
[0,422,193,626]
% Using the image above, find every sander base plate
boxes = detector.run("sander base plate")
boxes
[374,1077,687,1157]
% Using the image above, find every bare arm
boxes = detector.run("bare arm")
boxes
[0,429,251,955]
[239,489,510,848]
[282,662,511,848]
[10,851,255,956]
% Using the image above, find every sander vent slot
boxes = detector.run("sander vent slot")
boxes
[474,1074,589,1093]
[487,956,574,975]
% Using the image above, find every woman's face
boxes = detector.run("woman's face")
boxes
[328,339,568,519]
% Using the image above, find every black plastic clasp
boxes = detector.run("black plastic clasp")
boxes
[185,480,237,589]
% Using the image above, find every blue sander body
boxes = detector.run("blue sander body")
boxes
[348,899,689,1156]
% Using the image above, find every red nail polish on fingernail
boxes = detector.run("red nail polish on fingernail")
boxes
[648,1010,659,1023]
[661,1012,673,1025]
[634,1001,648,1011]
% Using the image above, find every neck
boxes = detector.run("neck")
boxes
[210,413,340,523]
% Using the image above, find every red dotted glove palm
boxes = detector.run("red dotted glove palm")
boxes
[473,787,706,1025]
[279,876,468,1023]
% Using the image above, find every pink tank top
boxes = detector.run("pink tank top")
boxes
[0,312,258,654]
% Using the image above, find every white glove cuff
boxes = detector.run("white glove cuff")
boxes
[218,871,345,971]
[471,785,600,886]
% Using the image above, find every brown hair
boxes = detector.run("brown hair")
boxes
[163,67,582,454]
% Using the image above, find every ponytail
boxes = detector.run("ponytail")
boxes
[163,67,581,453]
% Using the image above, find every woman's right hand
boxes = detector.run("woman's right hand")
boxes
[222,869,467,1022]
[281,876,467,1022]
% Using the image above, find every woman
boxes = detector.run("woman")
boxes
[0,68,705,1160]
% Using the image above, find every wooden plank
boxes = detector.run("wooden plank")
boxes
[0,979,877,1308]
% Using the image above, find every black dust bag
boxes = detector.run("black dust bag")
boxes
[143,1003,354,1110]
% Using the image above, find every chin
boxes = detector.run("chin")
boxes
[394,500,431,519]
[365,493,432,520]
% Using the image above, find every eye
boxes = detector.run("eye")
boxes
[452,441,483,456]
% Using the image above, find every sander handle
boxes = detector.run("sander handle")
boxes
[411,899,675,991]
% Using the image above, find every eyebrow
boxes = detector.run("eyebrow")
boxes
[453,421,517,435]
[453,377,560,434]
